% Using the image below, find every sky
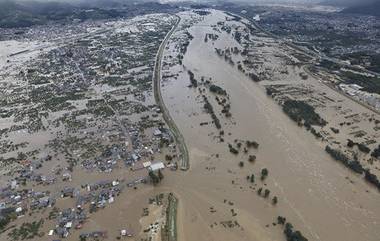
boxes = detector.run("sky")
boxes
[2,0,374,7]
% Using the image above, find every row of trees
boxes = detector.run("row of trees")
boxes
[180,31,193,56]
[326,145,380,191]
[282,100,327,127]
[203,95,221,129]
[277,216,308,241]
[188,70,198,87]
[325,145,364,174]
[370,145,380,158]
[256,187,277,204]
[257,187,270,198]
[246,140,259,149]
[364,169,380,191]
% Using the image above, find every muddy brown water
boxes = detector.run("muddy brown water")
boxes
[160,10,380,241]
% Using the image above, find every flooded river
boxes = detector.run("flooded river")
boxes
[160,10,380,241]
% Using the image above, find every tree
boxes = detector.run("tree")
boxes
[347,139,355,148]
[246,140,259,149]
[0,214,12,231]
[283,222,308,241]
[257,187,262,196]
[149,171,160,185]
[261,168,268,180]
[238,161,244,168]
[248,155,256,163]
[284,223,294,237]
[272,196,278,205]
[364,169,380,190]
[264,189,270,198]
[17,152,27,160]
[371,145,380,158]
[228,144,239,154]
[277,216,286,225]
[158,170,164,180]
[250,174,255,183]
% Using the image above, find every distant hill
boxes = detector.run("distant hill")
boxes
[0,0,176,28]
[320,0,380,17]
[341,1,380,16]
[0,0,76,27]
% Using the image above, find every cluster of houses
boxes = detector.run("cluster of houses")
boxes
[78,122,176,175]
[1,116,176,239]
[53,207,87,238]
[51,179,123,238]
[339,83,380,110]
[0,184,56,223]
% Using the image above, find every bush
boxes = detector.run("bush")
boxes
[209,84,227,95]
[357,143,370,153]
[149,171,160,185]
[347,139,355,148]
[330,127,340,134]
[228,144,239,155]
[266,87,277,96]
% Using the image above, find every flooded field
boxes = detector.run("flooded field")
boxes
[160,9,380,241]
[0,13,181,241]
[1,7,379,241]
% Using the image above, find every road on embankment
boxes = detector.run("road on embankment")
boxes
[153,15,189,171]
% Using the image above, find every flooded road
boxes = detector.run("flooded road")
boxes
[160,10,380,241]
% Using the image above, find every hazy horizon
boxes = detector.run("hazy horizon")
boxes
[1,0,377,6]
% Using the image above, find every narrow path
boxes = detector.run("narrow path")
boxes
[153,15,190,171]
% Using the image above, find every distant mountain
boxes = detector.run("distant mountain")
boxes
[341,1,380,16]
[319,0,376,7]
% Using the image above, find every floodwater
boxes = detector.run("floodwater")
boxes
[160,10,380,241]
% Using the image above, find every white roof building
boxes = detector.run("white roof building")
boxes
[153,129,162,136]
[143,161,152,168]
[148,161,165,172]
